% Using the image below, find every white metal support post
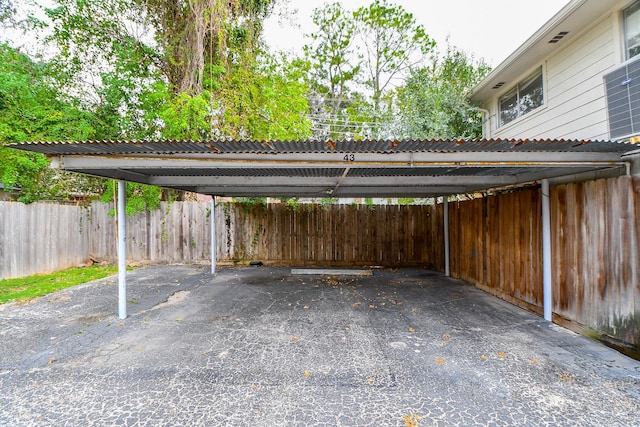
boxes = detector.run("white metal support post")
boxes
[444,196,450,277]
[211,196,216,275]
[541,179,552,322]
[117,180,127,319]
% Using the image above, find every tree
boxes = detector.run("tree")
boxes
[396,45,491,139]
[303,0,437,139]
[29,0,311,209]
[353,0,435,131]
[303,2,361,139]
[0,0,14,25]
[0,43,104,202]
[46,0,273,97]
[43,0,310,141]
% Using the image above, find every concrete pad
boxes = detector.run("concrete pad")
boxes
[291,268,372,276]
[1,265,639,426]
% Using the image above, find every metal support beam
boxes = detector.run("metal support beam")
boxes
[117,180,127,319]
[211,196,216,275]
[54,153,627,170]
[444,196,450,277]
[541,179,552,322]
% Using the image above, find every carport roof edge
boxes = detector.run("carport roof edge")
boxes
[11,138,635,155]
[10,138,636,197]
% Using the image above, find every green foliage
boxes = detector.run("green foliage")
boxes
[0,265,118,304]
[100,181,163,216]
[280,197,300,210]
[0,0,308,207]
[235,197,267,211]
[1,0,489,208]
[303,3,360,139]
[353,0,435,98]
[304,0,438,139]
[396,45,491,139]
[352,0,436,138]
[320,197,337,207]
[159,91,212,140]
[0,43,102,202]
[212,53,312,140]
[0,0,14,25]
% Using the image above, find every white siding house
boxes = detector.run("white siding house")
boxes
[470,0,640,142]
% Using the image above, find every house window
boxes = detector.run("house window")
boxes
[624,1,640,60]
[498,67,544,127]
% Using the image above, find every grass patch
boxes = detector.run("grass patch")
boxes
[0,265,118,304]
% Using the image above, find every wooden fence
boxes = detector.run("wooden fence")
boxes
[87,202,443,267]
[444,178,640,347]
[88,202,212,263]
[447,188,544,313]
[1,176,638,347]
[217,203,443,267]
[0,202,91,280]
[550,176,640,346]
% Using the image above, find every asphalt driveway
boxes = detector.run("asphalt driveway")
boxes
[1,265,639,426]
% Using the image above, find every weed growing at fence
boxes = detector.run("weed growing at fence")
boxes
[0,265,118,304]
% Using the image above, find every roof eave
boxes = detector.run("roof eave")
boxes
[470,0,613,103]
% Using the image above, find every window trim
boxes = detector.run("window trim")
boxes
[623,0,640,61]
[497,67,545,128]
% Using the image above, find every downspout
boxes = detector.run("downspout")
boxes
[476,107,492,139]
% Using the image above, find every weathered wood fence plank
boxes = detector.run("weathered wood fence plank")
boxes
[0,202,90,280]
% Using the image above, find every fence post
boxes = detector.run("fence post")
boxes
[117,180,127,319]
[542,179,552,322]
[444,196,450,277]
[211,196,216,275]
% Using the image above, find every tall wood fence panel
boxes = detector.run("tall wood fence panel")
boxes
[85,202,441,267]
[447,188,544,312]
[216,203,441,266]
[88,201,212,263]
[446,179,639,347]
[0,202,91,280]
[551,176,640,345]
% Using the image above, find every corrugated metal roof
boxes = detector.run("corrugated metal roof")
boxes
[123,168,346,178]
[12,138,634,155]
[9,138,635,198]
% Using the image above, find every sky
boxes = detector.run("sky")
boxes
[264,0,574,67]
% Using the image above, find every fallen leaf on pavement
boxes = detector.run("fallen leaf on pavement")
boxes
[402,414,421,427]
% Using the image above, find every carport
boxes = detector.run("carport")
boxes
[12,138,636,320]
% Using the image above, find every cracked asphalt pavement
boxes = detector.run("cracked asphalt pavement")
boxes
[1,265,639,426]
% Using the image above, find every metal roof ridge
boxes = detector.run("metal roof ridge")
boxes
[11,137,631,146]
